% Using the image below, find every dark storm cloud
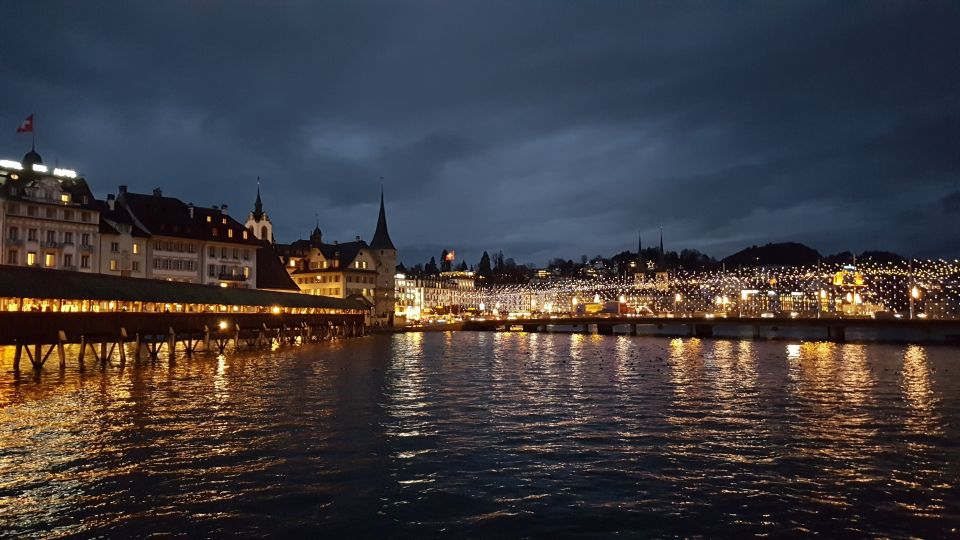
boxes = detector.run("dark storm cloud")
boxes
[1,1,957,266]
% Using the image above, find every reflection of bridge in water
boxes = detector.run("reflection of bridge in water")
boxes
[462,315,960,344]
[0,266,368,374]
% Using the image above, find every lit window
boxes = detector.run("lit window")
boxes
[133,243,140,255]
[228,229,234,238]
[44,253,55,267]
[242,231,248,240]
[60,193,70,203]
[110,259,119,271]
[27,252,36,266]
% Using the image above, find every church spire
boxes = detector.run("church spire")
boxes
[252,177,264,221]
[370,185,395,250]
[637,230,643,265]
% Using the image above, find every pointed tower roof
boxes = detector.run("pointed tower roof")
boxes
[252,179,265,221]
[370,188,395,250]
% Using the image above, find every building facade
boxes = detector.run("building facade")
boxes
[0,150,101,274]
[276,190,397,326]
[112,187,260,287]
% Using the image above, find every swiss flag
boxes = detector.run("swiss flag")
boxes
[16,114,33,133]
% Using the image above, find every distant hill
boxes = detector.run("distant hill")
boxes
[722,242,822,267]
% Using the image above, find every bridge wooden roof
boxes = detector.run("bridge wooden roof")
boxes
[0,266,367,311]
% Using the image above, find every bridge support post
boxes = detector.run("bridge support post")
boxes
[234,325,241,352]
[57,330,67,370]
[203,326,211,353]
[168,328,177,362]
[630,324,638,336]
[597,324,615,336]
[100,342,108,366]
[78,336,86,370]
[13,343,21,373]
[752,326,762,339]
[119,328,127,366]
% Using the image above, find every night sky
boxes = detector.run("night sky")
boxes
[2,2,958,266]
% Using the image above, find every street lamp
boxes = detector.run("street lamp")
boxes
[674,293,682,316]
[910,286,921,320]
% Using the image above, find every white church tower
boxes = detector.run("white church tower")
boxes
[245,180,273,243]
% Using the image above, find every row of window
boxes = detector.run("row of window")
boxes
[106,259,141,272]
[346,287,373,297]
[108,241,141,254]
[347,274,375,284]
[310,288,341,296]
[209,227,248,240]
[154,240,197,253]
[207,246,251,260]
[206,264,251,279]
[7,203,92,222]
[6,250,91,269]
[7,227,93,247]
[153,257,197,271]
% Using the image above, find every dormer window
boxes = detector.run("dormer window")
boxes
[242,231,248,240]
[206,216,212,223]
[227,229,234,238]
[221,218,227,225]
[60,193,70,203]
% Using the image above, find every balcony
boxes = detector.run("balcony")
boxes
[79,244,95,252]
[41,241,60,249]
[6,238,23,246]
[218,273,248,282]
[62,265,77,271]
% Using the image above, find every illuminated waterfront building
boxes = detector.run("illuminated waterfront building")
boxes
[278,190,397,326]
[111,186,260,287]
[394,271,478,321]
[0,149,101,273]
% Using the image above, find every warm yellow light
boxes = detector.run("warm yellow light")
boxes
[911,286,920,299]
[219,282,228,288]
[571,297,578,306]
[271,306,281,314]
[819,289,827,299]
[218,320,229,330]
[619,295,626,303]
[674,293,682,302]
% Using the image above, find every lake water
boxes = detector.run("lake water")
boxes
[1,332,958,537]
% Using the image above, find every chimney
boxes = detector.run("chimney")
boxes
[356,235,361,241]
[118,185,127,195]
[221,204,229,214]
[106,194,115,211]
[152,188,162,197]
[188,202,194,219]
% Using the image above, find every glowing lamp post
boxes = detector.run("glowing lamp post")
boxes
[674,293,682,316]
[910,286,921,320]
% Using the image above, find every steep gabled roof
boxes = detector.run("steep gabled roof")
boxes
[369,189,395,250]
[255,240,298,291]
[119,191,259,246]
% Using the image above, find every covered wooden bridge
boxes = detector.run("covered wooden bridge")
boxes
[0,266,369,372]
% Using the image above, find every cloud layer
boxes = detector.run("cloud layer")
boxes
[2,1,958,266]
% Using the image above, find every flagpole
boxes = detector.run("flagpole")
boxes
[31,113,36,151]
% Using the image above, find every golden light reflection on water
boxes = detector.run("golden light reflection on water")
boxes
[0,335,958,537]
[901,345,942,438]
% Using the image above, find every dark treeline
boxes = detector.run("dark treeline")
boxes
[396,243,908,286]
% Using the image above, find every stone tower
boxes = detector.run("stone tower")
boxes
[369,188,397,326]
